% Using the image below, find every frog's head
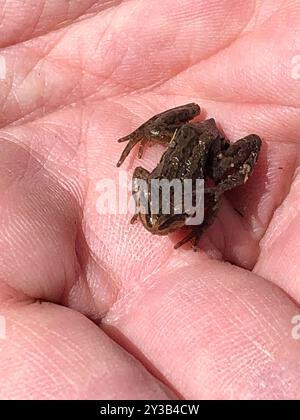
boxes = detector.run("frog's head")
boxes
[135,178,188,234]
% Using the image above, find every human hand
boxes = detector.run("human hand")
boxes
[0,0,299,399]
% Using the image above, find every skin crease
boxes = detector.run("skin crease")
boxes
[0,0,299,400]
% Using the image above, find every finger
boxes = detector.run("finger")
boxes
[103,256,300,400]
[0,139,82,302]
[255,166,300,304]
[0,301,174,399]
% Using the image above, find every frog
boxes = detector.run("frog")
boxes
[117,103,261,250]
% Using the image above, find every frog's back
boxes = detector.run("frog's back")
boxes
[151,119,219,181]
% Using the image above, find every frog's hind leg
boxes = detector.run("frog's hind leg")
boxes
[211,134,262,193]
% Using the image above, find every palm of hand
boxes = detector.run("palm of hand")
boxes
[0,0,299,399]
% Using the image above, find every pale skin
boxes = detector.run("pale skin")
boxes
[0,0,300,400]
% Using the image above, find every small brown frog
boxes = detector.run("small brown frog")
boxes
[117,104,261,249]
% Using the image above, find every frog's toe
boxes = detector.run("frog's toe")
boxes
[138,138,148,159]
[117,133,134,143]
[174,230,196,249]
[192,238,201,252]
[130,214,139,224]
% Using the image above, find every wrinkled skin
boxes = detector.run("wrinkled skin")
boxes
[0,0,300,400]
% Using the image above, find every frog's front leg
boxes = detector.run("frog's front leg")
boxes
[174,188,222,250]
[211,134,261,194]
[131,166,150,224]
[117,103,200,167]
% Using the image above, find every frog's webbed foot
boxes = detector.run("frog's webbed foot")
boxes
[117,103,201,167]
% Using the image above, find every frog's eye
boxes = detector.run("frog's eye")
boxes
[150,128,160,136]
